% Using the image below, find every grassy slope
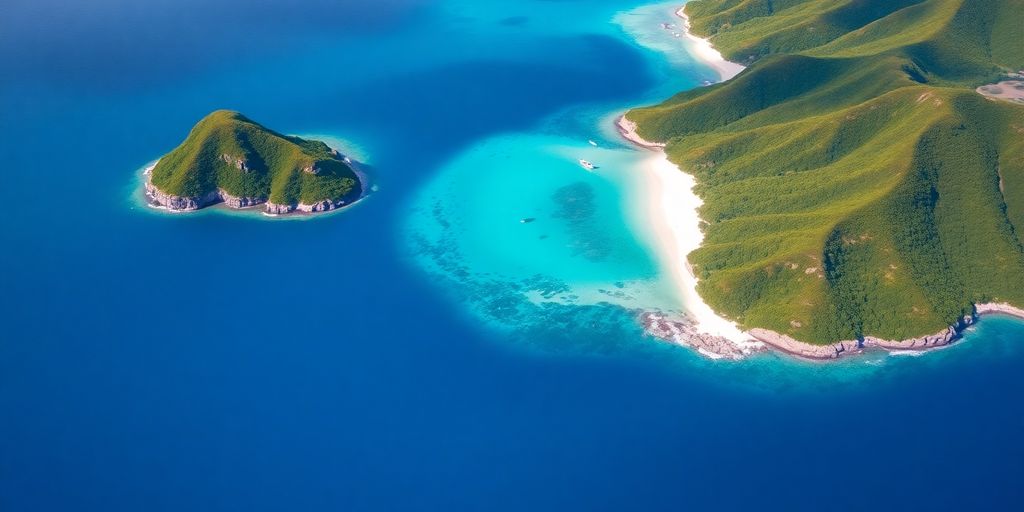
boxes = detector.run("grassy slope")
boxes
[628,0,1024,343]
[151,110,360,205]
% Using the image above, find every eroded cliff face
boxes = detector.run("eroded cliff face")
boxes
[264,202,296,215]
[861,319,971,351]
[145,173,362,216]
[745,329,859,360]
[145,181,264,212]
[145,181,221,211]
[220,190,265,209]
[263,198,352,215]
[297,199,346,212]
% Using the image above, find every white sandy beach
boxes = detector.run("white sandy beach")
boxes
[621,4,752,347]
[635,151,753,345]
[674,7,745,81]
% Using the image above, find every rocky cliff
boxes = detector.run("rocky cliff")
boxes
[146,110,366,215]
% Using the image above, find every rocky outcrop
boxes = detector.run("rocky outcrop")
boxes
[219,190,265,209]
[145,181,220,211]
[146,180,265,211]
[747,329,861,360]
[145,157,367,216]
[297,198,344,212]
[747,317,974,360]
[748,316,970,360]
[264,198,350,214]
[862,318,970,351]
[616,116,666,149]
[976,80,1024,104]
[264,202,295,215]
[220,153,251,173]
[646,303,1024,362]
[642,312,764,360]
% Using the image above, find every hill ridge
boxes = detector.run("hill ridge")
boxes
[147,110,364,215]
[628,0,1024,344]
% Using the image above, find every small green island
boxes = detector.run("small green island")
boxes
[145,110,365,215]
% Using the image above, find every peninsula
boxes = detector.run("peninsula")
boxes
[145,110,365,215]
[626,0,1024,359]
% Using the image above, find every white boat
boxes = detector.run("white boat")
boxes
[578,159,596,170]
[588,139,598,146]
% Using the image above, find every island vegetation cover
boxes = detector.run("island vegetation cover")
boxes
[628,0,1024,344]
[149,110,361,212]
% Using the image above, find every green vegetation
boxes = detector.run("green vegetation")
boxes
[150,110,361,206]
[628,0,1024,344]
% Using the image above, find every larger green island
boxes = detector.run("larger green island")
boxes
[145,110,365,215]
[628,0,1024,352]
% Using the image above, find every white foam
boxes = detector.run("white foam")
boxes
[888,350,928,357]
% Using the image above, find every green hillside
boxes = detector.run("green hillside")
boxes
[150,110,361,207]
[628,0,1024,344]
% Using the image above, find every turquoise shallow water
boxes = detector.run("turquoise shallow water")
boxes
[404,1,712,336]
[406,133,670,315]
[2,0,1024,510]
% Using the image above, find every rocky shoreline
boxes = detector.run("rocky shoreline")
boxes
[643,303,1024,361]
[142,159,370,216]
[642,312,764,360]
[616,116,665,149]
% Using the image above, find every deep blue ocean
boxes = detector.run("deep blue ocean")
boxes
[2,1,1024,510]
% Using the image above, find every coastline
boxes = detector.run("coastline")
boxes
[618,2,759,360]
[616,116,665,149]
[630,148,755,350]
[673,7,745,82]
[743,303,1024,361]
[141,149,371,218]
[623,3,1024,361]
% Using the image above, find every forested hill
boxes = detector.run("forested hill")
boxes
[627,0,1024,344]
[150,110,361,209]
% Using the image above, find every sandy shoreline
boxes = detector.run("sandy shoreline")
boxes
[673,7,745,82]
[622,4,1024,361]
[633,150,752,344]
[617,3,755,358]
